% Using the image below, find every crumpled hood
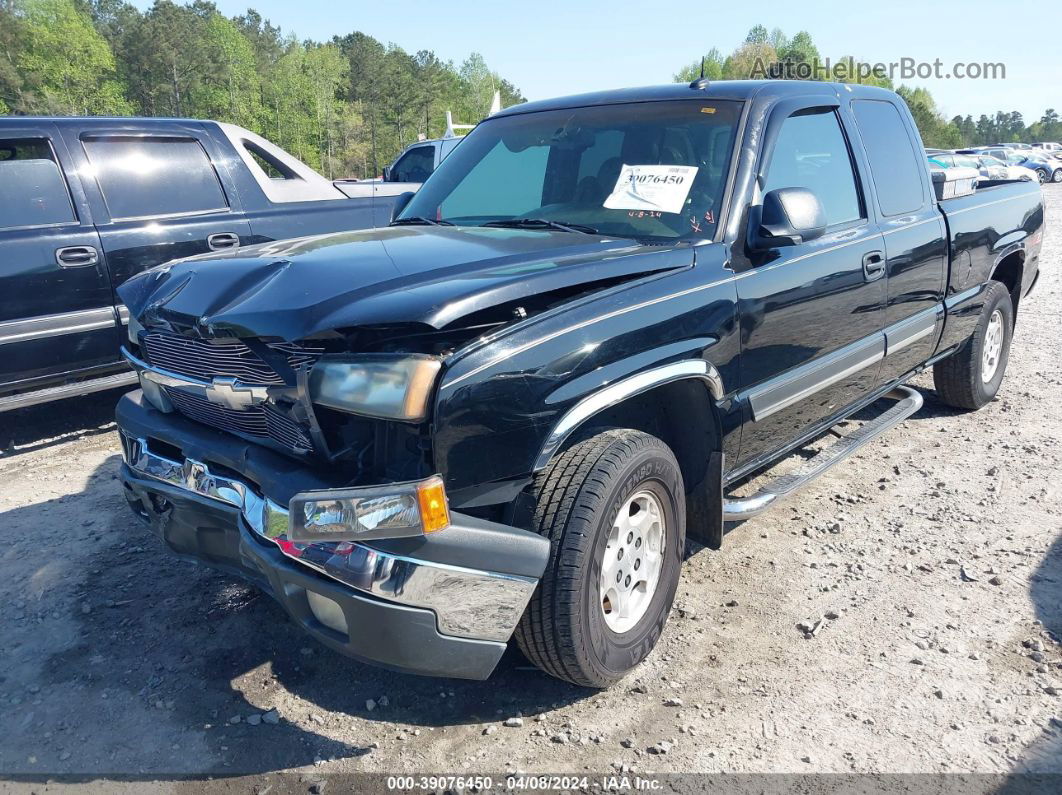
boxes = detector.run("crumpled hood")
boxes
[118,225,693,340]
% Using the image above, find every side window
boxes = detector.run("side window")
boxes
[82,137,229,220]
[763,109,863,227]
[243,141,298,180]
[391,146,435,182]
[0,138,77,229]
[852,100,926,216]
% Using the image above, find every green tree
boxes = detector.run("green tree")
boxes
[776,30,819,79]
[897,85,961,148]
[673,48,725,83]
[194,11,262,128]
[16,0,131,114]
[744,24,769,45]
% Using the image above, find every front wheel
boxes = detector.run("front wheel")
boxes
[1037,168,1049,184]
[1052,168,1062,183]
[514,429,685,688]
[933,280,1014,410]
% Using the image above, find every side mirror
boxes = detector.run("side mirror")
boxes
[750,187,827,249]
[390,191,415,224]
[382,166,393,182]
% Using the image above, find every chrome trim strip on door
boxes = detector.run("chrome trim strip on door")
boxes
[747,335,886,422]
[0,307,116,346]
[532,360,724,472]
[885,307,941,355]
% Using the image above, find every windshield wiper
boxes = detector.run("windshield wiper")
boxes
[389,216,454,226]
[481,218,599,234]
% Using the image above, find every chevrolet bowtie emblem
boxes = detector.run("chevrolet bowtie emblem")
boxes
[203,377,267,411]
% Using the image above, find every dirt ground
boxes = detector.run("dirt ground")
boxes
[2,187,1061,791]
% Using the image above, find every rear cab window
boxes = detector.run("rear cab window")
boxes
[81,137,229,220]
[0,138,77,229]
[852,100,926,215]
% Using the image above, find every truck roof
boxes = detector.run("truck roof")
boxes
[1,116,216,125]
[493,80,900,118]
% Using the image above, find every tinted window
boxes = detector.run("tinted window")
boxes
[763,110,862,226]
[852,100,925,216]
[82,137,228,219]
[391,146,435,182]
[0,138,76,229]
[441,141,548,218]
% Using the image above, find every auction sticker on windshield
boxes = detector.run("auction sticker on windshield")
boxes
[603,164,698,214]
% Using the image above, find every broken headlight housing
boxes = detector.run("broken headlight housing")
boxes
[307,354,442,422]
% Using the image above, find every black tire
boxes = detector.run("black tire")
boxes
[514,429,685,688]
[933,280,1014,410]
[1052,168,1062,184]
[1037,168,1049,184]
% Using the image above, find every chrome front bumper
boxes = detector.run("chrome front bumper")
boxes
[120,433,537,643]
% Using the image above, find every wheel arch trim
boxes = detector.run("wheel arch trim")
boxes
[532,360,724,472]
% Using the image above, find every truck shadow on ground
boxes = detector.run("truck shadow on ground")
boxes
[9,455,588,777]
[0,386,135,457]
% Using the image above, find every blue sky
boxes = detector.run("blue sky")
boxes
[132,0,1057,122]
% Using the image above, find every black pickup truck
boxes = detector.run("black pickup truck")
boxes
[0,117,404,413]
[115,80,1043,686]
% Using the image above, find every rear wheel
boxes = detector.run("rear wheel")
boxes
[1052,168,1062,183]
[1036,168,1049,184]
[933,280,1014,410]
[514,429,685,688]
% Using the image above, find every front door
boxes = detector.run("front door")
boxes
[733,105,887,469]
[0,123,117,391]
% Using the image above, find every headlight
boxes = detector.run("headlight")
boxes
[289,475,450,542]
[308,355,441,421]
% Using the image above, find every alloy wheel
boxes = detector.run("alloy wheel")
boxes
[599,490,665,634]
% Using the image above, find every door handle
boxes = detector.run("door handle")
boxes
[862,250,886,280]
[207,232,240,251]
[55,246,99,268]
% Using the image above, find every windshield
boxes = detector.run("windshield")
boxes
[400,100,742,242]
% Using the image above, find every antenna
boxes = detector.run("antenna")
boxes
[689,56,711,90]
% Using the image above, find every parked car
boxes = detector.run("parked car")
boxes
[381,134,461,184]
[0,118,410,413]
[962,147,1060,182]
[964,152,1037,182]
[379,102,503,187]
[928,151,1010,182]
[1033,141,1061,153]
[116,80,1043,686]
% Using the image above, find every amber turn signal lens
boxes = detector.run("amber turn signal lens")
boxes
[416,476,450,534]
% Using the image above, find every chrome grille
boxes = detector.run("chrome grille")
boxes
[164,388,314,453]
[142,332,324,385]
[141,331,324,455]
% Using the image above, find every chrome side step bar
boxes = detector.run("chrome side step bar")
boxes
[0,370,138,412]
[722,385,923,521]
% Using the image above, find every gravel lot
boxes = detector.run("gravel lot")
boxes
[2,186,1060,789]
